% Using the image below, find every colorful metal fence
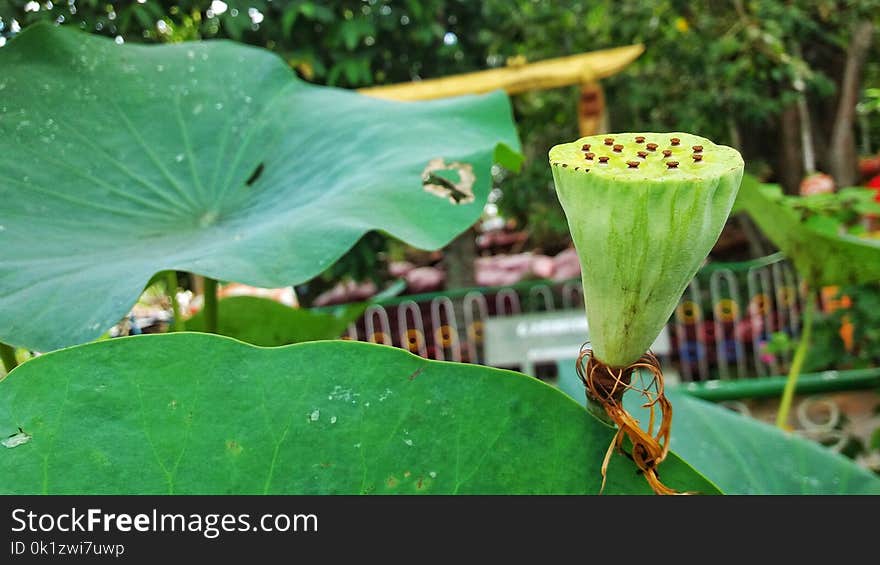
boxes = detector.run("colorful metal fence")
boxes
[343,253,846,383]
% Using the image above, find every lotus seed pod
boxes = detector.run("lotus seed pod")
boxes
[550,132,743,367]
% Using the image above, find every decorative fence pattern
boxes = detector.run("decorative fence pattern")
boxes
[343,253,833,383]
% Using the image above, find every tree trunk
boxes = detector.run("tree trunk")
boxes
[736,214,770,258]
[779,105,805,194]
[829,21,874,187]
[444,227,477,362]
[444,226,476,289]
[577,82,606,137]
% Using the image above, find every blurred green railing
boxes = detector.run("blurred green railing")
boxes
[677,367,880,401]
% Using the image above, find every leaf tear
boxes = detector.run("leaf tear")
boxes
[245,162,264,186]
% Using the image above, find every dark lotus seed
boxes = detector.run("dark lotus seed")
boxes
[613,144,624,152]
[562,163,568,167]
[582,144,591,151]
[626,161,639,168]
[635,136,646,143]
[646,143,658,151]
[666,161,679,168]
[637,151,648,158]
[585,152,595,160]
[670,137,681,145]
[692,154,703,162]
[604,137,614,145]
[662,149,672,157]
[598,156,610,163]
[692,145,703,152]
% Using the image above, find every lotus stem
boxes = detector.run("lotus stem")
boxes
[775,286,815,429]
[576,346,683,495]
[165,271,184,332]
[203,276,219,334]
[0,343,19,374]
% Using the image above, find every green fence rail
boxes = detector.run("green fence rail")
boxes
[676,367,880,401]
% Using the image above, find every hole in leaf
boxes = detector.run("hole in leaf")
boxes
[245,162,264,186]
[421,158,475,205]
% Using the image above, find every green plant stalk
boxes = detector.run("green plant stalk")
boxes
[0,343,18,373]
[775,288,815,429]
[165,271,184,333]
[203,277,219,334]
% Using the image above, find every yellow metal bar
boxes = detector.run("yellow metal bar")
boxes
[358,44,644,101]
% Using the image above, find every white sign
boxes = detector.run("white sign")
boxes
[484,310,670,376]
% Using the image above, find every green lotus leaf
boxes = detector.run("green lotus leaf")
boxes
[0,24,520,353]
[734,176,880,285]
[184,296,365,346]
[555,363,880,494]
[649,390,880,495]
[550,132,743,366]
[0,334,719,495]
